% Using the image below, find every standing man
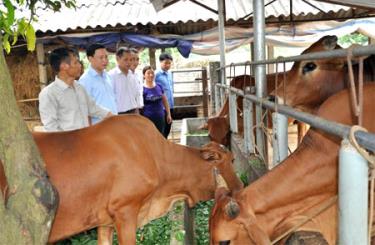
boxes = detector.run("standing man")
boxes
[109,47,142,114]
[130,48,144,111]
[79,44,117,124]
[155,53,174,138]
[39,47,112,131]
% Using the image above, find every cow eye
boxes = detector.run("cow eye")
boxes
[302,62,317,74]
[219,241,231,245]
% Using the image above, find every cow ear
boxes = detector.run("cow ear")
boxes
[200,150,222,162]
[224,199,240,220]
[322,35,338,50]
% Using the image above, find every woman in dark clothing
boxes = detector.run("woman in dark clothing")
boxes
[142,65,172,136]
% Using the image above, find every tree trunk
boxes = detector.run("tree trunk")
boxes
[0,45,58,243]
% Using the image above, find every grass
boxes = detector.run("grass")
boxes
[56,201,213,245]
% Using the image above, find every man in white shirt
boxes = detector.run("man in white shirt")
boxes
[109,47,142,114]
[130,48,144,109]
[39,47,112,132]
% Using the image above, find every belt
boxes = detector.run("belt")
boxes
[119,109,138,114]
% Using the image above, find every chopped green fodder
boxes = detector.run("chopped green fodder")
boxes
[185,130,209,136]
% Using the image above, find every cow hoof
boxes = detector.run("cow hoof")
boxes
[285,231,328,245]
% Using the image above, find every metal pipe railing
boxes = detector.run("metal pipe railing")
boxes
[218,44,375,68]
[216,84,375,153]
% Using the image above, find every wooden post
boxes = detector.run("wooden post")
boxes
[149,48,156,70]
[36,43,48,89]
[202,67,209,117]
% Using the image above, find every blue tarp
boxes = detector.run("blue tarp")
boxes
[40,32,193,58]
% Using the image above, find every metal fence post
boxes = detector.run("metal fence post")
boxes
[339,139,368,245]
[271,112,288,166]
[229,91,238,133]
[209,62,220,114]
[243,98,254,154]
[215,84,221,113]
[202,68,209,117]
[253,0,267,162]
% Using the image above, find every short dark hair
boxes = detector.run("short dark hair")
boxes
[142,65,153,75]
[49,47,77,73]
[116,47,131,57]
[159,53,173,62]
[86,43,105,57]
[130,47,139,54]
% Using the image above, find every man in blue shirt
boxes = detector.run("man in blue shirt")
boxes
[79,44,117,124]
[155,53,174,138]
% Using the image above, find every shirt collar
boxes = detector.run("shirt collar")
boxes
[114,66,122,74]
[88,65,106,77]
[55,76,74,90]
[116,66,135,77]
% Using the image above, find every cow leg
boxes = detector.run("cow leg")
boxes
[114,207,139,245]
[97,226,114,245]
[285,230,328,245]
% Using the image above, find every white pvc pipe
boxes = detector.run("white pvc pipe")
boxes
[339,139,368,245]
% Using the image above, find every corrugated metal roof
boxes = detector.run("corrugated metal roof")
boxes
[30,0,373,35]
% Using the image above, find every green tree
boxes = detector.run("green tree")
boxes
[338,32,369,48]
[0,0,74,243]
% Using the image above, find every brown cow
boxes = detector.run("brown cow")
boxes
[0,115,243,244]
[207,36,375,146]
[206,74,284,145]
[271,35,375,113]
[209,83,375,244]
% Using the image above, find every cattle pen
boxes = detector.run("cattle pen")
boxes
[213,43,375,244]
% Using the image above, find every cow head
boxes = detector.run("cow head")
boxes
[270,35,346,113]
[200,142,243,191]
[209,187,270,245]
[206,116,230,146]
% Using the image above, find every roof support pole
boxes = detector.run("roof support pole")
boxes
[253,0,267,161]
[149,48,156,70]
[217,0,226,86]
[339,139,368,245]
[36,43,48,89]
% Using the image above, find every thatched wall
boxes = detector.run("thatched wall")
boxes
[5,49,51,120]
